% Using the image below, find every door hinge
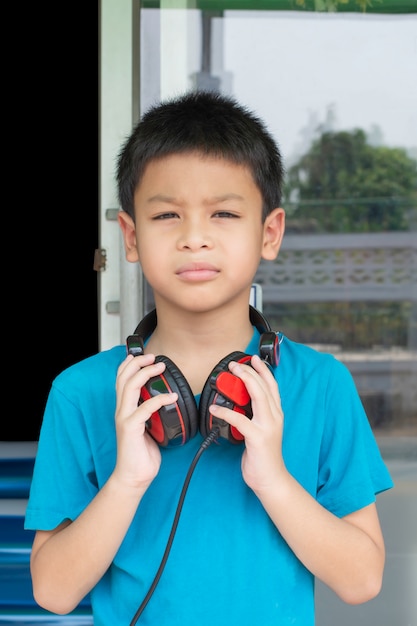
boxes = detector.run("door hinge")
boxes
[93,248,107,272]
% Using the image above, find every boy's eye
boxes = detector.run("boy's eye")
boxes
[213,211,239,218]
[153,212,179,220]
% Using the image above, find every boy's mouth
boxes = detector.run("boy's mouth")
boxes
[176,262,219,281]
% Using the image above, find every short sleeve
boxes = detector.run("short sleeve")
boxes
[24,347,123,531]
[316,358,393,517]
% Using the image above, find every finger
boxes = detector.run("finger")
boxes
[130,391,179,429]
[116,370,178,432]
[249,355,282,406]
[224,359,283,436]
[209,403,253,440]
[229,356,282,409]
[116,392,178,436]
[117,352,157,380]
[116,358,166,413]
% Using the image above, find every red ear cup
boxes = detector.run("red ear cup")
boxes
[199,351,253,444]
[139,355,199,447]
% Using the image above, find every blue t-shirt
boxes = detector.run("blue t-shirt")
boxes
[25,329,393,625]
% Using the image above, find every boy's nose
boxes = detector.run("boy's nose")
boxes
[177,221,213,250]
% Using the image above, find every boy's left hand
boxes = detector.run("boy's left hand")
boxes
[209,354,285,492]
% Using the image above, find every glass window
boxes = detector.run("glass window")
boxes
[137,3,416,439]
[133,5,416,623]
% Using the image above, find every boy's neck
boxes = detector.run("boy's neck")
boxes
[144,303,255,394]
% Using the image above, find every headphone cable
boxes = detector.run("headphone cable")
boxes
[129,427,220,625]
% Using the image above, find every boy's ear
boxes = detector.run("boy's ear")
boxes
[261,207,285,260]
[117,211,140,262]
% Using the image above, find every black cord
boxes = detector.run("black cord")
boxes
[129,427,220,625]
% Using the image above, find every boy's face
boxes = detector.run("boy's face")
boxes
[119,152,284,313]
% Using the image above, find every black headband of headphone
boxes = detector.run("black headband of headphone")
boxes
[132,306,278,366]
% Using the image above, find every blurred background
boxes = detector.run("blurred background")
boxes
[1,1,415,624]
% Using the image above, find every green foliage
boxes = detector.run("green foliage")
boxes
[294,0,377,11]
[265,301,411,349]
[284,128,417,233]
[275,126,417,350]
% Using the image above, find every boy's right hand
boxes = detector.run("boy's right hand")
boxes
[113,353,178,491]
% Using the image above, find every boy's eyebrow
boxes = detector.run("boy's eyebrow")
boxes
[146,194,178,204]
[207,193,245,204]
[146,193,245,204]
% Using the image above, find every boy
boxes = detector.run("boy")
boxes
[25,91,393,625]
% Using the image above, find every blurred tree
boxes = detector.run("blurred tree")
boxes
[284,128,417,233]
[294,0,409,13]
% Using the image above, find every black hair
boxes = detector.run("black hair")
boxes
[116,90,284,221]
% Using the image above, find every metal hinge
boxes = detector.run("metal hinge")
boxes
[93,248,107,272]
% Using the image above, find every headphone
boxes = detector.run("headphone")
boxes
[126,306,280,447]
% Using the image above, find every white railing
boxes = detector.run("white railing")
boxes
[256,232,417,303]
[255,231,417,424]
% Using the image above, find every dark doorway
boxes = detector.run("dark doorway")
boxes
[4,5,99,441]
